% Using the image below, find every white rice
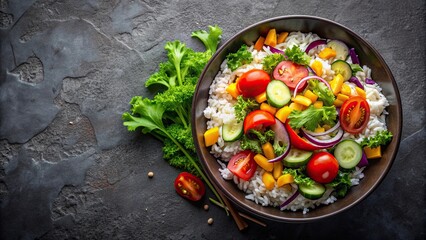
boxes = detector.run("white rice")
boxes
[203,31,389,213]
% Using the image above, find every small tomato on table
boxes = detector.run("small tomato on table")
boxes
[174,172,206,201]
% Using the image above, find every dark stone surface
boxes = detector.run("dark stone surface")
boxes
[0,0,424,239]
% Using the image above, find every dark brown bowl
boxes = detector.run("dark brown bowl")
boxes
[192,15,402,222]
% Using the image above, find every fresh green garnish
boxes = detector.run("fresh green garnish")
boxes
[240,135,262,154]
[350,64,364,76]
[326,171,352,198]
[283,167,315,186]
[226,44,253,71]
[308,79,335,106]
[234,95,259,122]
[262,53,285,73]
[284,45,311,66]
[288,105,337,131]
[360,130,393,148]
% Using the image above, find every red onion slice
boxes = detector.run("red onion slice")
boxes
[293,75,332,98]
[280,190,299,208]
[349,48,360,64]
[301,128,344,148]
[349,76,364,90]
[268,119,291,163]
[302,121,340,137]
[365,78,376,85]
[305,39,327,53]
[357,151,369,167]
[268,46,285,55]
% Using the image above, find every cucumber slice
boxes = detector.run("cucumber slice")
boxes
[331,60,352,81]
[298,182,326,200]
[222,121,243,142]
[266,80,291,108]
[282,148,313,168]
[334,139,362,169]
[326,40,349,60]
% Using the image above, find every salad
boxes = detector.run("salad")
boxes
[203,29,393,213]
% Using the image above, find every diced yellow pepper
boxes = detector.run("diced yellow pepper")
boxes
[255,92,267,103]
[277,173,294,187]
[318,47,337,59]
[277,32,289,44]
[356,87,366,99]
[310,60,323,76]
[314,126,325,133]
[262,142,275,160]
[262,172,276,191]
[341,83,352,96]
[275,106,293,123]
[293,95,313,107]
[289,102,304,111]
[264,29,277,47]
[203,127,219,147]
[304,89,318,103]
[254,154,274,172]
[313,101,323,109]
[337,93,350,102]
[333,98,344,107]
[330,73,344,95]
[226,82,240,99]
[273,162,283,180]
[364,146,382,159]
[260,103,277,115]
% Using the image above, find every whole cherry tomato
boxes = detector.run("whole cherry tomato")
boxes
[237,69,270,97]
[306,152,339,183]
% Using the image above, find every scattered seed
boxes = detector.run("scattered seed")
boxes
[69,121,74,125]
[203,204,209,211]
[207,218,214,225]
[148,172,154,178]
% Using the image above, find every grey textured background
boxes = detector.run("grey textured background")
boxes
[0,0,425,239]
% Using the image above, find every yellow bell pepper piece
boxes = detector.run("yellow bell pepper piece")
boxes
[318,47,337,59]
[337,93,350,102]
[203,127,219,147]
[260,103,277,115]
[273,162,283,180]
[262,172,276,191]
[310,60,323,76]
[289,102,304,111]
[254,154,274,172]
[254,36,265,51]
[356,87,366,99]
[364,146,382,159]
[333,99,344,107]
[262,142,275,160]
[313,101,323,109]
[275,106,292,123]
[277,32,289,44]
[330,73,344,95]
[304,89,318,103]
[254,92,267,103]
[341,83,352,96]
[226,82,240,99]
[314,126,325,133]
[264,29,277,47]
[292,95,313,107]
[277,173,294,187]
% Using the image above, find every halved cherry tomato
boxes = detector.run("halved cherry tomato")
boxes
[306,152,339,184]
[243,110,276,133]
[237,69,271,97]
[339,96,370,134]
[273,61,309,90]
[227,150,257,181]
[284,121,323,151]
[174,172,205,201]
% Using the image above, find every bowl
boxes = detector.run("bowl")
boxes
[192,15,402,222]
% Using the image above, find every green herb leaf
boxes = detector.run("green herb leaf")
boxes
[284,45,311,66]
[350,64,363,76]
[360,130,393,148]
[234,95,259,122]
[283,167,315,186]
[226,45,253,71]
[308,79,335,106]
[262,53,285,73]
[288,105,337,131]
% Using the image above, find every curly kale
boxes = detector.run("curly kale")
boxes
[234,95,259,122]
[360,130,393,148]
[226,44,253,71]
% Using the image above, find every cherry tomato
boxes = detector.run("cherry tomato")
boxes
[339,96,370,134]
[174,172,205,201]
[284,121,323,151]
[227,150,257,181]
[306,152,339,183]
[237,69,271,97]
[243,110,276,134]
[273,61,309,90]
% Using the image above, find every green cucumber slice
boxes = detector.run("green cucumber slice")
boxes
[282,148,313,168]
[334,139,362,169]
[331,60,352,81]
[298,182,326,200]
[222,121,243,142]
[266,80,291,108]
[326,40,349,60]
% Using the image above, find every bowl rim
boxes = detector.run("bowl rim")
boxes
[192,15,402,222]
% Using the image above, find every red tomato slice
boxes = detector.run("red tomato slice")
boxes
[237,69,271,97]
[243,110,276,134]
[284,121,323,151]
[339,96,370,134]
[227,150,257,181]
[306,152,339,183]
[273,61,309,90]
[174,172,206,201]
